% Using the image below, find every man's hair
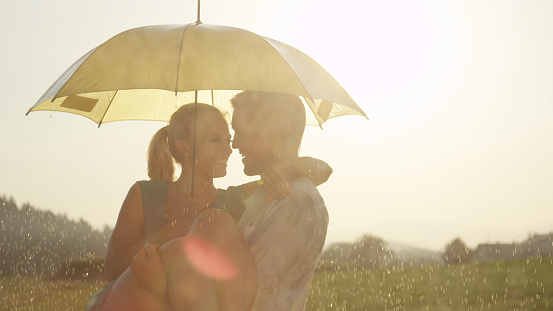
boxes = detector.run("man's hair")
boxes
[231,91,306,152]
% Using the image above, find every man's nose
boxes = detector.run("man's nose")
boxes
[231,136,238,149]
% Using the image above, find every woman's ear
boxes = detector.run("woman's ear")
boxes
[175,139,191,161]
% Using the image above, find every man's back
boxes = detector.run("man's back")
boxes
[238,178,328,311]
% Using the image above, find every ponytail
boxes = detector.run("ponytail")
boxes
[147,126,174,181]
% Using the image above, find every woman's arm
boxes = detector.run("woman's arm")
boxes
[104,183,146,281]
[216,157,331,222]
[278,156,333,186]
[242,156,333,198]
[104,183,194,281]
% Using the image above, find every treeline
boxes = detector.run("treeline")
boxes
[3,194,549,278]
[442,235,553,264]
[320,233,553,272]
[0,195,112,278]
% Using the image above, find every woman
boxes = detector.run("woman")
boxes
[86,103,332,311]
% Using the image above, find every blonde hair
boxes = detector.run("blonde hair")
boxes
[147,103,222,181]
[147,126,174,181]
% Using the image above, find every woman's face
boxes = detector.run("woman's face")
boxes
[193,111,232,179]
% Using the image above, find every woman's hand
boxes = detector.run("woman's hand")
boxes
[130,244,167,298]
[260,159,293,200]
[242,157,332,200]
[261,157,333,198]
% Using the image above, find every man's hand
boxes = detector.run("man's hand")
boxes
[130,244,167,298]
[261,159,293,200]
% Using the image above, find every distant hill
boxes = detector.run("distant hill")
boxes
[0,195,112,277]
[387,242,442,265]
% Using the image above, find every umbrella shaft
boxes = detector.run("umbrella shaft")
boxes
[190,93,199,196]
[196,0,201,24]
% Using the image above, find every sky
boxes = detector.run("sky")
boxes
[1,0,552,251]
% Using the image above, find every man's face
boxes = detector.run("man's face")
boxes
[231,107,273,176]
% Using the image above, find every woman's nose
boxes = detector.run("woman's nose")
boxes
[225,141,232,155]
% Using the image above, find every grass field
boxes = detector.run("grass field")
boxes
[306,257,553,310]
[0,277,103,311]
[2,257,552,310]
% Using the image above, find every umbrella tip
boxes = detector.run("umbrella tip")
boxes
[196,0,202,24]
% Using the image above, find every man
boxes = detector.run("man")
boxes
[231,91,329,311]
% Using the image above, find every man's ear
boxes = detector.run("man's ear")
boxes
[266,122,280,141]
[175,139,191,160]
[266,122,285,151]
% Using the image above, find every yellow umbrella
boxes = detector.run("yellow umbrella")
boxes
[27,22,367,127]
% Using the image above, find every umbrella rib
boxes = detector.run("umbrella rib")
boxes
[175,25,189,94]
[52,49,96,101]
[261,37,313,100]
[97,90,118,128]
[259,37,322,127]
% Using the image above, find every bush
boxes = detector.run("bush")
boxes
[55,257,105,281]
[443,238,472,264]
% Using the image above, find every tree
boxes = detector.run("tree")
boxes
[354,234,391,269]
[318,234,392,270]
[443,238,471,264]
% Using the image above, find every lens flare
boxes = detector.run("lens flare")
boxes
[183,237,239,280]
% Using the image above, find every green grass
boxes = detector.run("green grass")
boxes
[0,277,104,311]
[306,257,553,310]
[1,257,552,310]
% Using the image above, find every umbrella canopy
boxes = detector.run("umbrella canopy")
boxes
[27,22,367,127]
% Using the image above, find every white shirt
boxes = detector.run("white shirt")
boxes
[238,178,329,311]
